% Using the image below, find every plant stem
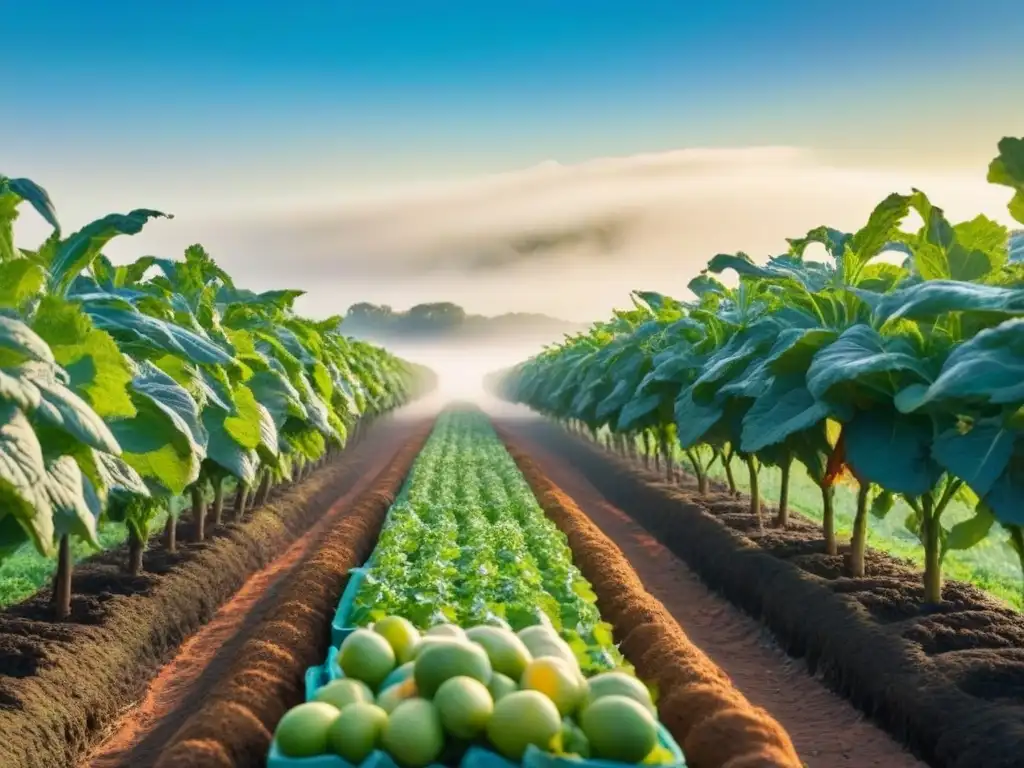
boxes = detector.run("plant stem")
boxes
[921,493,943,604]
[642,432,651,469]
[191,484,207,542]
[723,448,738,496]
[821,485,837,556]
[255,470,272,507]
[776,456,791,528]
[660,429,674,482]
[127,527,144,575]
[53,535,72,621]
[686,449,708,495]
[212,479,225,527]
[849,483,870,577]
[233,484,248,520]
[164,514,177,553]
[745,455,761,529]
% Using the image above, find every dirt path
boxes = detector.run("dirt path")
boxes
[503,421,926,768]
[82,419,426,768]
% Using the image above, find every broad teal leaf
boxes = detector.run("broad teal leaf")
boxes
[4,177,60,231]
[616,393,661,432]
[806,325,932,401]
[130,361,207,456]
[674,388,723,449]
[95,451,149,499]
[872,281,1024,323]
[895,319,1024,411]
[741,375,834,453]
[843,408,943,495]
[86,305,234,365]
[203,406,259,485]
[987,136,1024,224]
[932,418,1015,498]
[49,209,172,295]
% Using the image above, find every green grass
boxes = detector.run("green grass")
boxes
[0,505,174,609]
[702,455,1024,611]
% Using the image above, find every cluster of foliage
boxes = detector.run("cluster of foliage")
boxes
[0,174,434,618]
[494,136,1024,606]
[351,411,625,673]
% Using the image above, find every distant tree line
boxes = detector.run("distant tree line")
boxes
[341,302,581,340]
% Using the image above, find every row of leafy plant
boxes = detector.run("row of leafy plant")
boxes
[0,174,434,619]
[350,410,626,674]
[492,136,1024,605]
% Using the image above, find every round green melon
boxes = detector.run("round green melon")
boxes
[414,639,492,698]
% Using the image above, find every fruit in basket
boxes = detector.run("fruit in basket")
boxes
[380,661,415,692]
[377,677,418,713]
[520,657,584,716]
[411,635,464,659]
[381,698,445,767]
[434,676,494,739]
[579,695,658,763]
[374,616,421,664]
[339,629,397,690]
[485,690,561,760]
[426,622,466,639]
[313,678,374,711]
[582,671,656,715]
[414,639,492,697]
[517,625,579,671]
[327,702,388,763]
[487,672,518,702]
[466,625,532,680]
[273,702,340,757]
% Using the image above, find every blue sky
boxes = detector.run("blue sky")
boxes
[4,1,1023,320]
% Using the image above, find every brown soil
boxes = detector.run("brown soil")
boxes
[498,431,802,768]
[0,417,424,768]
[147,425,432,768]
[83,420,433,767]
[501,417,1024,768]
[501,425,924,768]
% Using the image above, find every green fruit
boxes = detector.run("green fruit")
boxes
[313,678,374,711]
[377,678,418,713]
[380,661,416,692]
[426,623,466,639]
[414,639,492,698]
[485,690,562,760]
[517,626,579,671]
[488,672,518,702]
[583,671,656,715]
[374,616,421,664]
[466,625,533,680]
[326,702,388,763]
[434,676,494,739]
[579,695,658,763]
[274,702,339,757]
[339,629,396,690]
[381,698,445,767]
[411,635,464,659]
[520,656,584,716]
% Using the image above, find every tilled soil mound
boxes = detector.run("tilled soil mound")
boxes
[507,418,1024,768]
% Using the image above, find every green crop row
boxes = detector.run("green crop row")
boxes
[0,174,434,619]
[349,410,626,674]
[492,136,1024,607]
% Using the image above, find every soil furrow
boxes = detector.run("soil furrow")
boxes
[498,418,926,768]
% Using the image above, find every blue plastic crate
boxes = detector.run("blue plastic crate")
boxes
[331,568,368,647]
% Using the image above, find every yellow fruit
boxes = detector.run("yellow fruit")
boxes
[520,656,584,716]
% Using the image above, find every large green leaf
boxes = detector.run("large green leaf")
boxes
[895,319,1024,412]
[0,261,46,310]
[741,374,834,453]
[988,136,1024,224]
[202,406,259,485]
[806,325,932,402]
[843,408,943,496]
[932,418,1015,498]
[0,316,56,368]
[2,176,60,231]
[49,209,172,295]
[872,281,1024,323]
[130,361,207,454]
[95,451,150,500]
[106,396,201,496]
[31,296,135,418]
[43,455,102,546]
[21,362,121,454]
[247,368,307,428]
[86,305,234,365]
[0,403,54,555]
